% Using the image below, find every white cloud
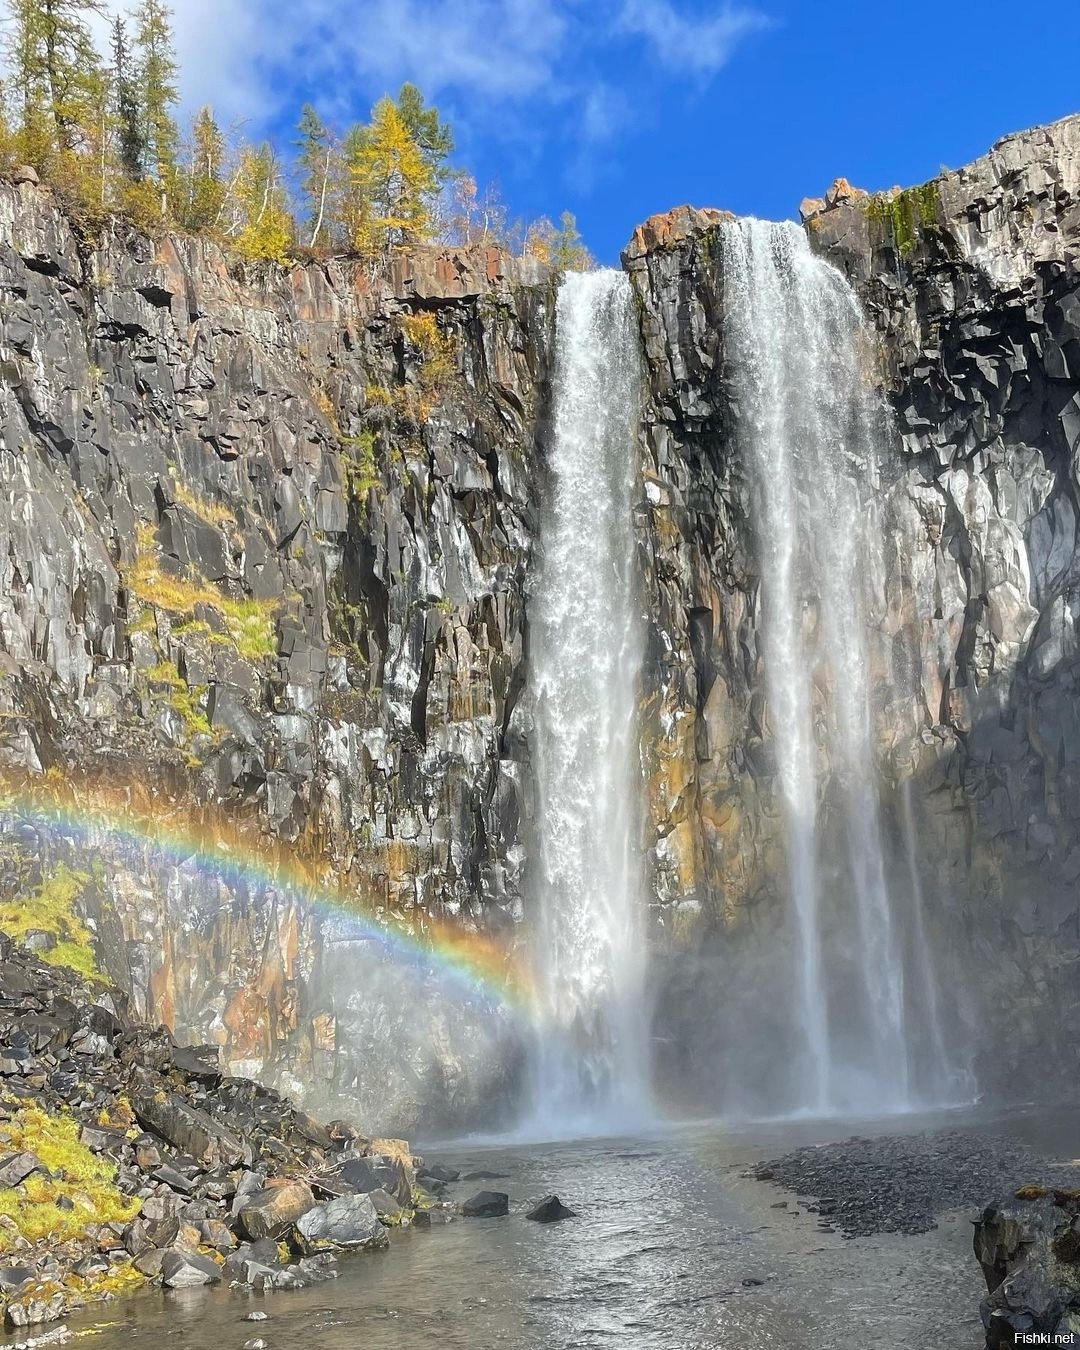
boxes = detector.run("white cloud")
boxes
[618,0,769,75]
[93,0,767,156]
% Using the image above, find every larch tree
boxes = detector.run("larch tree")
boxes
[133,0,179,211]
[349,96,434,252]
[231,142,292,264]
[178,105,226,233]
[525,211,592,271]
[7,0,106,166]
[394,82,452,185]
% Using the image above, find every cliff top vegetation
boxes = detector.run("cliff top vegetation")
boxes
[0,0,593,269]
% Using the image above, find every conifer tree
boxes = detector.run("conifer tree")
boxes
[7,0,106,164]
[525,211,592,270]
[178,105,226,232]
[349,96,434,252]
[232,142,291,264]
[394,82,452,185]
[133,0,179,207]
[295,103,334,250]
[111,15,142,180]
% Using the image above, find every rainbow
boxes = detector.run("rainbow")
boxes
[0,776,532,1013]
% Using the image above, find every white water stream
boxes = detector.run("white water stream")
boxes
[720,219,949,1114]
[527,269,649,1131]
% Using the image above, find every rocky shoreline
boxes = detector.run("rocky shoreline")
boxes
[0,929,465,1333]
[753,1130,1080,1239]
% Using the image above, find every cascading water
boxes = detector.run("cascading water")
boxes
[526,269,649,1132]
[721,218,950,1116]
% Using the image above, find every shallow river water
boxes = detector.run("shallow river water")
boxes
[18,1107,1079,1350]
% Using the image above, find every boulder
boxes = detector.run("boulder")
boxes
[133,1092,250,1168]
[365,1187,404,1219]
[0,1152,40,1187]
[418,1163,460,1184]
[160,1248,222,1288]
[293,1194,388,1250]
[526,1195,576,1223]
[237,1181,316,1240]
[461,1191,509,1218]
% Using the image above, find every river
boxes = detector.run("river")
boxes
[38,1105,1080,1350]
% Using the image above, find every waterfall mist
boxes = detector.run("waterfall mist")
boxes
[719,219,956,1117]
[524,268,650,1135]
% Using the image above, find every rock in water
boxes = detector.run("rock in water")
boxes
[294,1194,388,1249]
[160,1249,222,1289]
[461,1191,509,1218]
[418,1163,460,1184]
[526,1195,576,1223]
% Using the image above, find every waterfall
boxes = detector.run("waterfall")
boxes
[721,219,922,1115]
[526,268,649,1132]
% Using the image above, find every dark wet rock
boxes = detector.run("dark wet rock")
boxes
[525,1194,576,1223]
[0,1265,33,1294]
[754,1131,1080,1238]
[975,1192,1080,1346]
[412,1208,455,1228]
[169,1045,222,1083]
[160,1247,222,1288]
[236,1181,316,1240]
[461,1191,509,1218]
[462,1170,509,1182]
[293,1193,388,1250]
[364,1187,404,1219]
[417,1163,460,1184]
[132,1091,250,1169]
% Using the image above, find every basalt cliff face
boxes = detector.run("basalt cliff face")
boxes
[2,114,1079,1132]
[0,187,552,1131]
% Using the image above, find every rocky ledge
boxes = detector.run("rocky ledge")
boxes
[975,1188,1080,1347]
[0,927,454,1331]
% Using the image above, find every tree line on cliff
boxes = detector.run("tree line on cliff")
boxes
[0,0,592,268]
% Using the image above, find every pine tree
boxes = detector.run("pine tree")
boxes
[133,0,179,209]
[111,15,143,180]
[295,103,334,250]
[349,96,434,252]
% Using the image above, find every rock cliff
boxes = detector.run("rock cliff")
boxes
[0,183,552,1131]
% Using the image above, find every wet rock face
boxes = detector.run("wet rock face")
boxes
[975,1191,1080,1346]
[0,179,553,1133]
[626,113,1080,1104]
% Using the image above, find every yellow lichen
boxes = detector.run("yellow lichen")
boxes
[170,480,238,531]
[127,524,277,663]
[0,1107,140,1251]
[0,863,100,980]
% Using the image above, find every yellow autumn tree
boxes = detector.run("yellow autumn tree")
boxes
[348,96,434,253]
[232,143,291,264]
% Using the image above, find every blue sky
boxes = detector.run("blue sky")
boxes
[157,0,1079,263]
